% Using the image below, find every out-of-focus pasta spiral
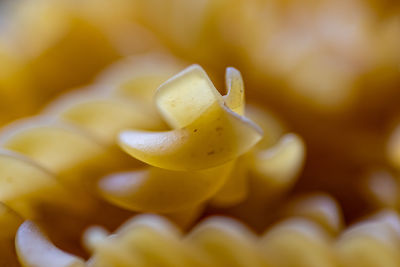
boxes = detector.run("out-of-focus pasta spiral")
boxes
[0,0,162,125]
[1,0,399,122]
[12,193,400,267]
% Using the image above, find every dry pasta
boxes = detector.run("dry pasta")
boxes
[0,55,304,265]
[0,0,399,266]
[14,202,400,267]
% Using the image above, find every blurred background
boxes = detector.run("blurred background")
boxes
[0,0,399,224]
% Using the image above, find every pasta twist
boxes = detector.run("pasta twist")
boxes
[0,54,304,265]
[0,0,398,266]
[14,193,400,267]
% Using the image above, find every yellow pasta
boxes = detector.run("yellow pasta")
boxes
[119,65,262,171]
[0,0,398,266]
[13,204,400,267]
[0,53,297,264]
[291,195,342,234]
[99,65,303,214]
[16,221,85,267]
[0,149,85,218]
[335,219,400,267]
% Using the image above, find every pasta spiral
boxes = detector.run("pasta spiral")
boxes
[0,54,304,265]
[14,193,400,267]
[0,0,398,266]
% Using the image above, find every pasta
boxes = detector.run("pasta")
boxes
[0,55,301,214]
[14,203,400,267]
[0,0,399,266]
[0,52,305,265]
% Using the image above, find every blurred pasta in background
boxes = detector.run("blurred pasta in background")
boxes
[0,0,399,266]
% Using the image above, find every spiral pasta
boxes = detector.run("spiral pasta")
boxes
[13,195,400,267]
[0,0,399,266]
[0,54,305,265]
